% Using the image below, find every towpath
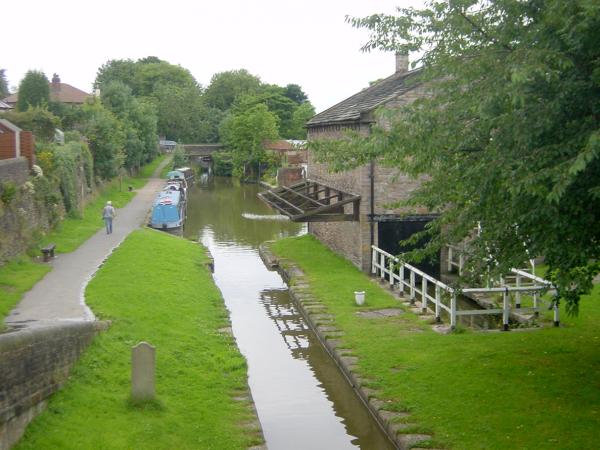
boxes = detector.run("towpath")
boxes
[4,159,171,329]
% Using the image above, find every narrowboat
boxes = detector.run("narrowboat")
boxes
[174,166,194,185]
[150,190,185,230]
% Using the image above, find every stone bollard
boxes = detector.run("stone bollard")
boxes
[131,342,155,401]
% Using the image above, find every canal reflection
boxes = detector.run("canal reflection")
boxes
[184,176,395,450]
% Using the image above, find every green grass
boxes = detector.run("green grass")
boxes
[0,156,170,326]
[0,257,51,329]
[271,235,600,450]
[15,229,262,449]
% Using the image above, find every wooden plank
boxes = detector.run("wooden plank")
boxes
[258,192,304,213]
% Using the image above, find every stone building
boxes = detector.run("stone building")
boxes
[304,55,439,274]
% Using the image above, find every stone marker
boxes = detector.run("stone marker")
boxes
[131,342,155,400]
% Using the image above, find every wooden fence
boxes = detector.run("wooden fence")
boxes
[371,246,558,330]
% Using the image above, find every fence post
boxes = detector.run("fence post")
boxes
[380,253,386,280]
[458,253,464,276]
[399,265,405,294]
[533,291,539,317]
[447,246,453,272]
[389,259,395,287]
[410,271,416,303]
[421,277,428,313]
[502,288,510,331]
[515,273,521,308]
[450,292,457,329]
[435,285,441,323]
[553,302,560,327]
[372,248,377,275]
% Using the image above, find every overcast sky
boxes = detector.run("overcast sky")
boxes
[3,0,422,113]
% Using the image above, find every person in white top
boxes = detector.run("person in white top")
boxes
[101,201,116,234]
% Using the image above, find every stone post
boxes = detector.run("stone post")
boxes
[131,342,156,401]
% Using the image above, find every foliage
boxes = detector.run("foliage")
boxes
[212,151,233,176]
[171,144,188,169]
[1,107,60,142]
[271,235,600,450]
[0,68,9,98]
[0,181,16,205]
[53,141,94,213]
[203,69,262,111]
[219,102,279,178]
[312,0,600,312]
[152,82,219,143]
[290,102,316,139]
[80,99,125,179]
[283,83,308,104]
[16,70,50,112]
[15,229,263,449]
[100,81,158,172]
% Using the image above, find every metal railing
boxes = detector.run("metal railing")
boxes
[371,245,557,330]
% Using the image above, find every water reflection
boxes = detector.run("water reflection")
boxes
[184,176,395,450]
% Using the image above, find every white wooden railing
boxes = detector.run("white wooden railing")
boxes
[371,246,558,330]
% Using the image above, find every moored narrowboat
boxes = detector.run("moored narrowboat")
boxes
[150,190,185,230]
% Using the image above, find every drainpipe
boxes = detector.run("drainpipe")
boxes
[369,160,375,248]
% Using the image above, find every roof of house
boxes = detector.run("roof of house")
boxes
[0,100,12,110]
[2,74,90,105]
[264,140,307,152]
[0,118,22,133]
[306,68,423,127]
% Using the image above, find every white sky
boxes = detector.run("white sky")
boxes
[3,0,422,113]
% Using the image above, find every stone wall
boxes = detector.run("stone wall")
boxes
[0,175,62,265]
[0,321,109,449]
[306,83,431,272]
[0,159,29,185]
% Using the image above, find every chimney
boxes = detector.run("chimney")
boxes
[51,73,61,91]
[395,52,409,74]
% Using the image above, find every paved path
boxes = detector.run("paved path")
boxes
[5,159,171,329]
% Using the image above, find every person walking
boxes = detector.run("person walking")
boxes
[102,201,116,234]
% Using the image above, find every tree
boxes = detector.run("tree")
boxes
[16,70,50,111]
[0,69,9,98]
[311,0,600,312]
[220,103,279,178]
[81,100,125,179]
[101,81,158,172]
[283,84,308,104]
[203,69,262,111]
[290,102,316,139]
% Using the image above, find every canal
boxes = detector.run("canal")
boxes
[183,176,395,450]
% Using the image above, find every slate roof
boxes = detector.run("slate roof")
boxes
[306,68,423,127]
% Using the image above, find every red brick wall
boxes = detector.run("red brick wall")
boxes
[20,131,35,168]
[0,124,16,160]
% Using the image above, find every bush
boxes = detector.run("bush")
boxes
[0,182,17,205]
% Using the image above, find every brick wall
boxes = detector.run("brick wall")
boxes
[0,321,109,449]
[277,167,304,187]
[19,132,35,168]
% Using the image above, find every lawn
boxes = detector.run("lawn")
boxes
[15,229,262,450]
[0,155,170,327]
[271,235,600,450]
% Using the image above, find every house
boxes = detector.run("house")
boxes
[0,100,12,111]
[263,140,308,186]
[2,73,90,107]
[0,119,35,178]
[260,54,438,274]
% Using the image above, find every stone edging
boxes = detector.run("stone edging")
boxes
[259,242,441,450]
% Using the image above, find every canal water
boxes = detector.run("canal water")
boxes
[184,176,395,450]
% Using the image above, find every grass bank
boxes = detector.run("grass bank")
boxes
[15,228,262,449]
[271,235,600,450]
[0,155,168,328]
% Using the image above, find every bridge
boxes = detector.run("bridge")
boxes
[183,144,225,162]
